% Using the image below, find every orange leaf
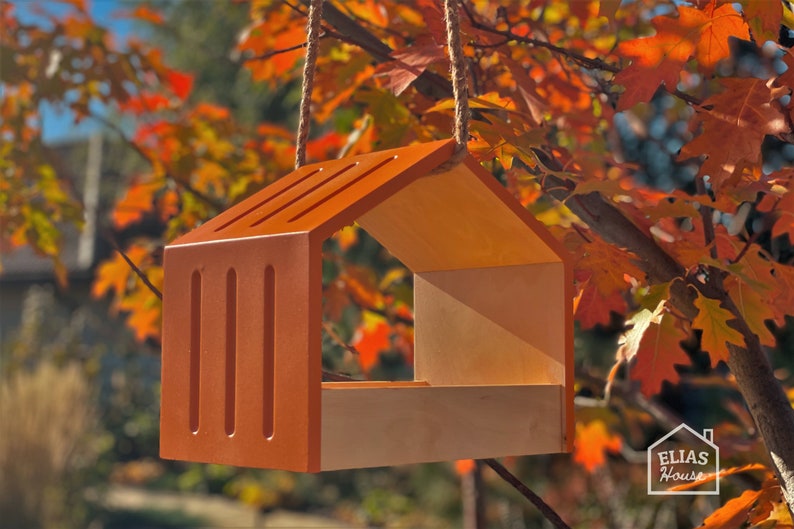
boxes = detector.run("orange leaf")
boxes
[166,70,194,100]
[333,226,359,251]
[696,2,749,71]
[118,92,171,115]
[577,239,644,296]
[157,189,180,222]
[680,78,788,188]
[92,246,149,300]
[669,463,768,491]
[614,12,699,110]
[240,13,306,84]
[725,276,777,347]
[112,180,161,229]
[573,420,622,473]
[742,0,782,43]
[351,313,391,374]
[574,281,627,329]
[192,103,230,121]
[630,313,689,396]
[340,266,385,310]
[454,459,476,475]
[118,266,163,343]
[129,5,164,25]
[380,44,446,96]
[692,292,745,363]
[614,2,748,110]
[700,489,762,529]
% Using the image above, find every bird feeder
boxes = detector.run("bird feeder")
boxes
[160,139,573,472]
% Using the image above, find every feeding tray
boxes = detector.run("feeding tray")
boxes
[160,139,573,472]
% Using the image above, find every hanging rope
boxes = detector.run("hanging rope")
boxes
[295,0,325,169]
[442,0,470,164]
[295,0,469,168]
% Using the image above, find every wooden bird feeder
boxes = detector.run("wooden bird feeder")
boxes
[160,139,573,472]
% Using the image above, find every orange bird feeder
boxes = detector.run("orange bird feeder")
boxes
[160,139,574,472]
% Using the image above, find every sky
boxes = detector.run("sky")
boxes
[11,0,138,144]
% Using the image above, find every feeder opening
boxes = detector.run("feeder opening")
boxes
[321,225,415,383]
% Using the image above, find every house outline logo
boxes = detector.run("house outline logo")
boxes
[647,423,720,495]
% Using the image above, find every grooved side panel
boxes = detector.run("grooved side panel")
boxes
[160,233,321,471]
[320,384,563,470]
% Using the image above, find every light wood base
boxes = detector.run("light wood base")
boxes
[320,383,563,470]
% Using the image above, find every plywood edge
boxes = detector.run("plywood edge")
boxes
[320,384,564,470]
[563,258,575,452]
[323,381,430,389]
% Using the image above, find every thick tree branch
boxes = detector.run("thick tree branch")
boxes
[299,0,453,99]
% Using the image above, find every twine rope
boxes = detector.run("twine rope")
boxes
[294,0,470,168]
[295,0,325,169]
[443,0,470,159]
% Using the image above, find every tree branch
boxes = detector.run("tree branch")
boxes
[482,459,572,529]
[695,175,719,261]
[322,320,362,356]
[535,152,794,515]
[105,234,163,300]
[460,2,619,74]
[297,0,453,99]
[244,40,310,62]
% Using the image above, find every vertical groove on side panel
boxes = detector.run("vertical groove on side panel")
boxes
[225,268,237,436]
[263,265,276,439]
[189,270,202,434]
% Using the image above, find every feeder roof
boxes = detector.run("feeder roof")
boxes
[170,139,566,272]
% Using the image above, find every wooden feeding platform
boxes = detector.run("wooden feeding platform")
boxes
[160,139,573,472]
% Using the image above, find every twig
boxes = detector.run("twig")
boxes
[322,321,361,356]
[482,459,572,529]
[695,176,718,260]
[459,1,618,74]
[244,40,310,62]
[732,230,760,265]
[105,234,163,300]
[668,87,702,106]
[321,370,362,382]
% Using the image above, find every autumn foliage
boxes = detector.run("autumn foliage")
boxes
[4,0,794,525]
